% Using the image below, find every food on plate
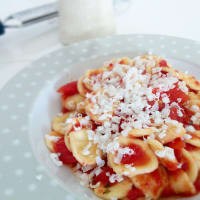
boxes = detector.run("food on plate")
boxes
[45,55,200,200]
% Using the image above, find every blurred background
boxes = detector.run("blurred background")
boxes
[0,0,200,89]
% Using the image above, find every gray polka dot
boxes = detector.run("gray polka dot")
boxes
[17,103,25,108]
[15,169,24,176]
[1,105,8,111]
[28,184,37,191]
[4,188,14,196]
[2,128,11,134]
[24,152,32,158]
[25,92,31,97]
[15,83,22,88]
[10,115,19,120]
[12,139,21,146]
[2,155,12,162]
[8,94,16,99]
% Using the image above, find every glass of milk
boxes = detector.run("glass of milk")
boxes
[59,0,116,44]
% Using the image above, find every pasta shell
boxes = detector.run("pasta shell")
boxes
[184,76,200,91]
[156,123,185,144]
[78,75,91,97]
[131,166,168,200]
[44,131,62,152]
[63,94,85,111]
[188,149,200,170]
[128,128,154,137]
[64,133,71,152]
[168,170,196,195]
[188,92,200,106]
[94,178,132,200]
[185,134,200,147]
[181,149,198,182]
[52,112,76,135]
[69,129,102,166]
[108,137,158,177]
[147,139,178,171]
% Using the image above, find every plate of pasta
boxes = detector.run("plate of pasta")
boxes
[1,34,200,200]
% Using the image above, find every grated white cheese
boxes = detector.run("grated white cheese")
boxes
[50,153,63,167]
[191,105,199,112]
[96,156,105,167]
[155,147,176,160]
[183,134,192,140]
[45,135,60,142]
[109,174,124,183]
[186,126,196,133]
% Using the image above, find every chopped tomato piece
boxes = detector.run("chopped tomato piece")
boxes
[57,81,78,98]
[92,166,116,186]
[62,107,69,114]
[121,144,150,166]
[162,160,178,171]
[127,187,144,200]
[54,137,77,165]
[174,149,182,162]
[174,149,189,172]
[152,88,159,94]
[169,106,179,121]
[119,60,125,64]
[159,60,168,67]
[193,124,200,130]
[168,138,185,150]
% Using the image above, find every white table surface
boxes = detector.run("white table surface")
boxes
[0,0,200,90]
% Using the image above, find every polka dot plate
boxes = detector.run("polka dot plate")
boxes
[0,34,200,200]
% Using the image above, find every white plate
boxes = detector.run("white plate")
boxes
[0,34,200,200]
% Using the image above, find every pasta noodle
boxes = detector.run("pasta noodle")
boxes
[45,55,200,200]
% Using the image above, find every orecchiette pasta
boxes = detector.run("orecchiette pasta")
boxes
[108,137,158,177]
[94,178,132,200]
[62,94,85,111]
[69,129,103,166]
[45,55,200,200]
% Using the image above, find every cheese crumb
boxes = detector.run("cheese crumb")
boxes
[155,147,176,160]
[50,153,63,167]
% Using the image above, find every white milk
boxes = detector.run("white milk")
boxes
[59,0,116,44]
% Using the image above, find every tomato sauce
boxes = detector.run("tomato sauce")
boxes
[54,137,77,165]
[120,144,150,166]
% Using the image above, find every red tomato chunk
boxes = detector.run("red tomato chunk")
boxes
[121,144,150,166]
[92,166,117,186]
[127,187,144,200]
[54,137,77,165]
[168,138,185,150]
[159,60,168,67]
[57,81,78,98]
